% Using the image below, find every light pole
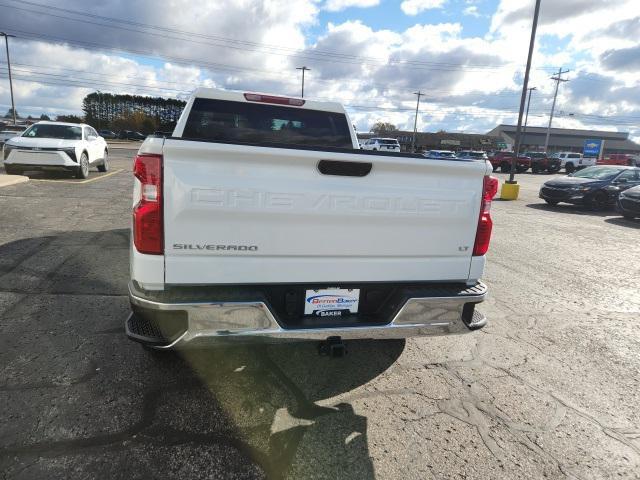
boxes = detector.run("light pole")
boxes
[0,32,16,126]
[519,86,536,155]
[543,67,570,153]
[296,66,310,98]
[507,0,541,186]
[411,91,423,153]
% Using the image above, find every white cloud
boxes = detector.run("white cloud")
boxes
[463,6,482,17]
[400,0,447,16]
[0,0,318,75]
[0,0,638,140]
[484,0,640,134]
[324,0,380,12]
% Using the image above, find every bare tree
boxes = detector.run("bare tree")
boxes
[370,121,397,136]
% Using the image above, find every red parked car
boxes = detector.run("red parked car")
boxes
[524,151,561,173]
[598,154,639,166]
[489,152,531,173]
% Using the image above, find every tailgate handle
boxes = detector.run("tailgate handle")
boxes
[318,160,372,177]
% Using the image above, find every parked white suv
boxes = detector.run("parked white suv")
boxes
[3,121,108,178]
[551,152,595,173]
[361,137,401,152]
[126,88,496,351]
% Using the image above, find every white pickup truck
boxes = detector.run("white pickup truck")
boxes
[126,88,497,351]
[551,152,596,173]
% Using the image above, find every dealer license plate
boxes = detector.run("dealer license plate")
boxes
[303,288,360,317]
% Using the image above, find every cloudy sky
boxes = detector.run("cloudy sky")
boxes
[0,0,639,139]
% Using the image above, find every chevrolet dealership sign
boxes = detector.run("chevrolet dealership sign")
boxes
[583,139,604,157]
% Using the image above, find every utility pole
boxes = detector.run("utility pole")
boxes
[543,67,570,153]
[296,66,310,98]
[411,91,423,153]
[518,86,536,155]
[0,32,16,126]
[508,0,541,184]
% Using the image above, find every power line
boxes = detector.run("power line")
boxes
[0,0,562,72]
[0,61,555,109]
[0,69,530,118]
[2,66,636,126]
[1,78,633,128]
[0,53,555,101]
[0,68,574,125]
[0,73,190,98]
[1,64,637,128]
[0,66,191,93]
[344,102,639,125]
[1,0,631,111]
[2,29,288,77]
[0,28,565,101]
[3,62,207,89]
[0,69,190,95]
[7,0,557,71]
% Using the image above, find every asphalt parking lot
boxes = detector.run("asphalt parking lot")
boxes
[1,152,639,480]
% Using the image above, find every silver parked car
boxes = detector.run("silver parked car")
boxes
[456,150,489,160]
[423,150,457,159]
[0,129,25,145]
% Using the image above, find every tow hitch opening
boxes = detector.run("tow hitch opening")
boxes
[318,336,347,358]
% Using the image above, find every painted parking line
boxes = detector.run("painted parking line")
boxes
[31,169,124,184]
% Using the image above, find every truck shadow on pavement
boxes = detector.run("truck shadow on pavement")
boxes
[0,228,402,480]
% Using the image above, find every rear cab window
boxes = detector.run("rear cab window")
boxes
[181,98,353,148]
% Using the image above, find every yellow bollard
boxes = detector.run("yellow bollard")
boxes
[500,182,520,200]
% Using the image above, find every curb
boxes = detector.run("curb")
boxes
[0,174,29,188]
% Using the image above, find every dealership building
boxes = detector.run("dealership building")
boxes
[358,125,640,156]
[357,131,499,152]
[486,124,640,156]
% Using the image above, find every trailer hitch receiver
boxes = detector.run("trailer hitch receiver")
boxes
[318,336,347,358]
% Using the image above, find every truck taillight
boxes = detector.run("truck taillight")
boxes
[473,175,499,256]
[133,154,163,255]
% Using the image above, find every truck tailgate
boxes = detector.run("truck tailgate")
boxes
[162,140,487,284]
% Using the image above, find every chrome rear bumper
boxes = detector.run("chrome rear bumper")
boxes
[126,282,488,349]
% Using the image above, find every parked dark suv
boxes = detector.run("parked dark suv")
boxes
[524,151,561,174]
[118,130,146,140]
[98,129,117,139]
[617,185,640,219]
